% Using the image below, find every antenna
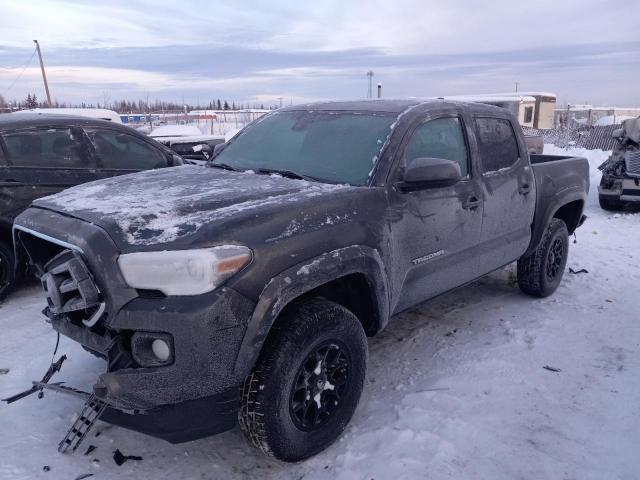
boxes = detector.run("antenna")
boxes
[366,70,374,98]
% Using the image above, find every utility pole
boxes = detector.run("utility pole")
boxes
[366,70,374,98]
[33,40,52,106]
[514,81,519,95]
[278,97,283,108]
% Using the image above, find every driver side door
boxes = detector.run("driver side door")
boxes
[387,112,484,314]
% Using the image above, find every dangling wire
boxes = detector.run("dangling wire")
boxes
[1,47,37,97]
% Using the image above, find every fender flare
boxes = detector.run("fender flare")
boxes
[525,187,586,256]
[233,245,389,377]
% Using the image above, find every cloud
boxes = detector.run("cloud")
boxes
[0,0,638,106]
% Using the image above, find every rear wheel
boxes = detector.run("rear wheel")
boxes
[239,298,367,462]
[598,194,624,211]
[517,218,569,298]
[0,241,15,300]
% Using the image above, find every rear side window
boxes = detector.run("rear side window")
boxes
[474,117,520,173]
[85,129,167,170]
[0,144,6,165]
[2,128,91,168]
[403,117,469,177]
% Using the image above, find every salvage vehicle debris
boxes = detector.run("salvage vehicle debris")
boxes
[543,365,562,372]
[597,116,640,210]
[113,449,143,466]
[7,99,589,462]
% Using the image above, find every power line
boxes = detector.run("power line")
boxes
[1,47,37,98]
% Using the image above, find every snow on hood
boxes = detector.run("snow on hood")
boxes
[34,166,351,248]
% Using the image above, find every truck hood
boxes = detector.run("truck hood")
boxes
[33,166,353,249]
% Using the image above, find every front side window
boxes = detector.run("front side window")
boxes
[85,129,167,170]
[2,128,90,168]
[474,117,520,173]
[403,117,469,177]
[212,111,397,185]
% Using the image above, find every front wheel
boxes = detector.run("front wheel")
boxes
[517,218,569,298]
[0,241,15,300]
[239,298,367,462]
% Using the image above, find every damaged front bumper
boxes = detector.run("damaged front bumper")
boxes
[599,177,640,202]
[12,209,256,443]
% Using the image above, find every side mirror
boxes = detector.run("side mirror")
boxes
[171,154,184,166]
[212,142,225,157]
[401,157,461,190]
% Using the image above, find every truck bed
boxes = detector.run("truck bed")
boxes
[526,154,590,254]
[529,154,576,165]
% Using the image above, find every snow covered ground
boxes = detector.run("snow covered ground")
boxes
[1,146,639,479]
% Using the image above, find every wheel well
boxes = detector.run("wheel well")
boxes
[281,273,380,336]
[553,200,583,234]
[0,225,12,250]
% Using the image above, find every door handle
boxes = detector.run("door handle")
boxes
[0,179,25,185]
[463,195,481,210]
[519,183,531,195]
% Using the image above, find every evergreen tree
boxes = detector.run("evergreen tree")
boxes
[260,103,265,110]
[25,93,38,109]
[231,101,236,110]
[216,99,222,110]
[223,100,230,110]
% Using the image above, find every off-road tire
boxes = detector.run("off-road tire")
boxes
[517,218,569,298]
[0,241,15,301]
[598,194,624,211]
[239,297,367,462]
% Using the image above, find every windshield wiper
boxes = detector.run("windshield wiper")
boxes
[208,162,239,172]
[255,168,326,183]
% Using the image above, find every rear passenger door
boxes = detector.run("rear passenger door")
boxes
[0,127,104,225]
[83,128,169,173]
[473,116,535,274]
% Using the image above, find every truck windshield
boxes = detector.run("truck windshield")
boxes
[211,111,396,185]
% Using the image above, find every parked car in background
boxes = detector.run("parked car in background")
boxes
[0,113,183,298]
[598,116,640,210]
[149,124,225,163]
[13,107,123,123]
[524,134,544,154]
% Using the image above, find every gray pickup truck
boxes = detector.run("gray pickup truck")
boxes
[9,100,589,462]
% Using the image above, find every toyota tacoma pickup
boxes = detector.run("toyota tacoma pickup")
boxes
[10,100,589,462]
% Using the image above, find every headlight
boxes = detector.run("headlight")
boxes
[118,245,251,296]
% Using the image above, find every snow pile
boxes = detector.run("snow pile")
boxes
[148,125,202,137]
[1,146,639,479]
[594,115,635,127]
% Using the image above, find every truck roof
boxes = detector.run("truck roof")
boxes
[281,99,507,115]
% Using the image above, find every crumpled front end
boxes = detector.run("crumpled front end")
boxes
[13,207,256,442]
[598,117,640,203]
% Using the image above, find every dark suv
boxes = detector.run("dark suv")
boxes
[0,113,182,297]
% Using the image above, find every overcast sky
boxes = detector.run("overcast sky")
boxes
[1,0,639,107]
